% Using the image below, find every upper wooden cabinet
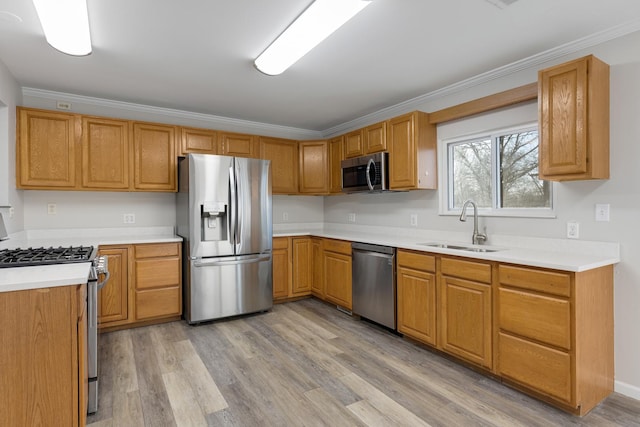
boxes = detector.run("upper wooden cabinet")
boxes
[388,111,437,190]
[82,117,130,189]
[363,121,387,154]
[538,55,610,181]
[328,136,344,194]
[219,131,258,158]
[132,122,177,191]
[344,129,364,159]
[299,140,328,194]
[260,136,299,194]
[17,108,79,189]
[180,126,217,156]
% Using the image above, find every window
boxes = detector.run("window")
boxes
[441,124,553,217]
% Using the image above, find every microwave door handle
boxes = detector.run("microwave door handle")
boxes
[365,158,375,191]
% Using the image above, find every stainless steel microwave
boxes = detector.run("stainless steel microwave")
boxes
[341,152,389,193]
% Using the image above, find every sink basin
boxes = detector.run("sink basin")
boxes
[417,242,500,253]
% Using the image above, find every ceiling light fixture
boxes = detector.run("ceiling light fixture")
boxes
[32,0,92,56]
[254,0,372,76]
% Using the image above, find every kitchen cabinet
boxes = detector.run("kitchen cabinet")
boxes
[219,131,258,158]
[397,250,437,346]
[17,107,79,189]
[133,243,182,321]
[82,116,130,190]
[497,264,613,415]
[364,121,387,154]
[259,136,299,194]
[272,237,314,300]
[132,122,177,191]
[538,55,609,181]
[323,238,353,310]
[328,136,344,194]
[310,237,324,298]
[388,111,437,190]
[179,126,218,156]
[439,256,493,369]
[272,237,291,300]
[0,284,87,427]
[292,237,312,295]
[344,129,364,159]
[299,140,329,194]
[97,246,129,328]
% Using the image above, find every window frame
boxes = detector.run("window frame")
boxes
[438,122,555,218]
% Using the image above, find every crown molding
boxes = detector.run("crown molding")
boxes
[321,19,640,137]
[21,87,323,140]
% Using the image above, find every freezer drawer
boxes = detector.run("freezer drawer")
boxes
[186,254,273,323]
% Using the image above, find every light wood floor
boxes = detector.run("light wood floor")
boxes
[87,298,640,426]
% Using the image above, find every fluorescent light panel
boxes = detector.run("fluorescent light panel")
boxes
[255,0,371,76]
[32,0,92,56]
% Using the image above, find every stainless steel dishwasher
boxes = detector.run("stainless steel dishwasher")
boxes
[352,242,396,330]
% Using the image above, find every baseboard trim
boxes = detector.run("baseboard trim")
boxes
[615,380,640,400]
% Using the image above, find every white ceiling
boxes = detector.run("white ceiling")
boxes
[0,0,639,132]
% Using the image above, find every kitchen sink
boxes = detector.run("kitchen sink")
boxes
[417,242,500,253]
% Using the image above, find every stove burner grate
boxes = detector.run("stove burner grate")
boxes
[0,246,96,267]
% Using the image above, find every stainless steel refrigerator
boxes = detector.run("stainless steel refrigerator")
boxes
[176,153,273,323]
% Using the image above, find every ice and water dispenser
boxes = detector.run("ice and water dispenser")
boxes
[201,201,228,241]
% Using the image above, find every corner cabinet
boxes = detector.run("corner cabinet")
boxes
[538,55,610,181]
[299,140,329,194]
[388,111,437,190]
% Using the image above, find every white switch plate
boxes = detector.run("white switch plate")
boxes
[47,203,56,215]
[123,213,136,224]
[410,214,418,227]
[595,204,610,222]
[567,221,579,239]
[348,213,356,223]
[8,207,14,218]
[282,212,289,221]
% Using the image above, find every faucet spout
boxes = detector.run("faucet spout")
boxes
[459,199,487,245]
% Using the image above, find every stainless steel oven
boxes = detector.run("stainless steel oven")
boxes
[87,256,109,414]
[341,151,389,193]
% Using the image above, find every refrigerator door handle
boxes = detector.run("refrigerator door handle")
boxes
[235,162,243,249]
[193,254,271,267]
[229,164,237,247]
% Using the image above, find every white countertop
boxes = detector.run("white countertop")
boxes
[0,227,182,293]
[273,223,620,272]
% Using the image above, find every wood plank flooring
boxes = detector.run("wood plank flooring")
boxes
[87,298,640,426]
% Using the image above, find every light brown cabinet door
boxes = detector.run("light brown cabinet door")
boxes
[538,55,609,181]
[82,117,129,189]
[439,275,492,369]
[132,122,177,191]
[344,129,364,159]
[324,249,352,310]
[299,140,328,194]
[397,266,437,346]
[17,108,79,189]
[292,237,312,295]
[97,247,129,327]
[260,137,299,194]
[310,238,324,297]
[328,136,344,194]
[364,121,387,154]
[219,132,258,158]
[272,237,291,299]
[180,127,218,155]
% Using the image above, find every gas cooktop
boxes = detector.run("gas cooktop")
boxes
[0,246,96,268]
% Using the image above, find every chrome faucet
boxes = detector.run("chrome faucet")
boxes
[459,199,487,245]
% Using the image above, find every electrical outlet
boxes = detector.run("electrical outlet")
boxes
[567,222,579,239]
[282,212,289,221]
[348,213,356,223]
[9,207,14,218]
[47,203,56,215]
[123,213,136,224]
[595,204,610,222]
[410,214,418,227]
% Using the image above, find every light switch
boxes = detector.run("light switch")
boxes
[595,204,610,222]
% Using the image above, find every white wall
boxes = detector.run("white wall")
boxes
[323,30,640,398]
[0,58,23,233]
[273,195,324,225]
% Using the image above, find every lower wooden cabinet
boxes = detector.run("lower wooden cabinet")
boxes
[323,238,352,310]
[98,242,182,330]
[272,237,291,300]
[310,237,324,298]
[272,236,314,300]
[439,257,493,369]
[1,284,87,427]
[396,250,437,346]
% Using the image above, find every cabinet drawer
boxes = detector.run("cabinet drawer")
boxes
[273,237,290,250]
[441,257,491,283]
[397,250,435,272]
[135,257,180,289]
[135,243,180,259]
[499,288,570,349]
[323,239,352,255]
[135,287,181,320]
[499,332,571,404]
[499,265,571,297]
